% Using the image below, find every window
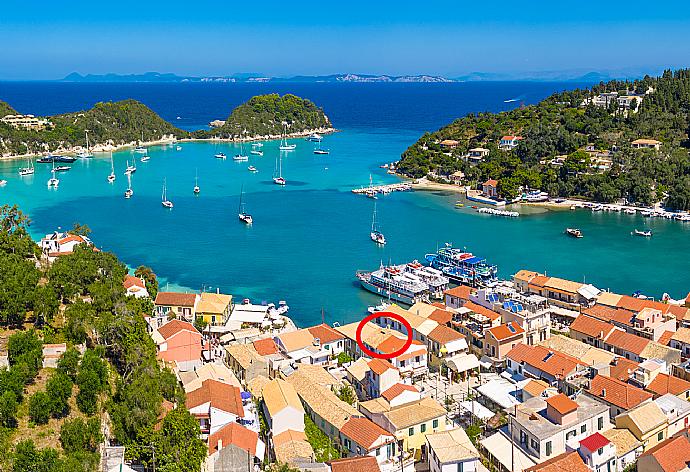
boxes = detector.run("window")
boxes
[421,424,427,433]
[530,439,538,451]
[598,417,604,430]
[376,448,380,456]
[658,431,664,441]
[433,419,439,428]
[415,356,420,363]
[581,425,586,434]
[566,430,576,440]
[519,430,527,445]
[408,427,414,436]
[598,448,604,455]
[546,442,552,457]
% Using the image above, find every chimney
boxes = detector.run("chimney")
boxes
[218,439,223,451]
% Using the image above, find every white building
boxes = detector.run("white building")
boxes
[262,378,305,436]
[426,428,480,472]
[578,432,617,472]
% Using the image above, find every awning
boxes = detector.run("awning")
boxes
[446,353,480,373]
[480,430,536,472]
[459,400,494,421]
[578,284,601,300]
[479,355,494,369]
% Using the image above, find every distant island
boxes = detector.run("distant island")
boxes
[0,94,333,157]
[397,69,690,211]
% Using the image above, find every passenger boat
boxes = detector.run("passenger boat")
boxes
[306,133,322,142]
[565,228,583,238]
[19,159,35,176]
[370,202,386,245]
[238,185,253,224]
[356,263,432,306]
[54,166,71,172]
[214,152,226,159]
[403,260,449,299]
[273,153,286,185]
[161,179,173,208]
[424,244,498,286]
[632,229,652,237]
[77,130,94,158]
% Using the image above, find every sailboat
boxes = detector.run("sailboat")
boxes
[47,161,60,188]
[19,158,35,176]
[313,141,330,155]
[107,152,116,183]
[125,157,137,174]
[161,179,174,208]
[135,131,147,153]
[279,122,296,151]
[124,173,133,198]
[233,141,249,161]
[238,185,253,224]
[193,170,200,194]
[78,130,94,158]
[273,152,286,185]
[370,202,386,245]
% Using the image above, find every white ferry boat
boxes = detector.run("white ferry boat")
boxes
[356,263,432,305]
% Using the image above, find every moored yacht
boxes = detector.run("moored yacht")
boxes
[161,178,173,208]
[565,228,583,238]
[19,159,35,176]
[214,152,227,159]
[238,185,252,224]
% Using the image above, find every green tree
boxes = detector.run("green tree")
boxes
[134,265,159,299]
[68,223,92,237]
[335,385,356,405]
[76,349,107,415]
[46,371,73,417]
[57,347,81,381]
[29,391,52,425]
[0,390,18,427]
[336,352,352,366]
[150,407,207,472]
[12,440,60,472]
[0,204,31,233]
[7,330,43,382]
[60,417,102,453]
[32,285,60,325]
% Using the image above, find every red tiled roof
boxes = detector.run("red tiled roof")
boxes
[428,325,465,344]
[377,335,407,355]
[583,305,635,326]
[608,358,639,382]
[646,373,690,396]
[528,275,549,288]
[340,417,393,450]
[569,315,616,339]
[587,375,652,409]
[381,383,418,402]
[329,456,381,472]
[57,234,86,245]
[639,435,690,472]
[483,179,498,187]
[186,379,244,416]
[157,319,200,340]
[124,275,145,290]
[208,422,258,455]
[605,330,650,356]
[463,301,500,321]
[444,285,472,301]
[658,330,674,347]
[487,322,525,342]
[307,323,345,345]
[615,295,670,314]
[546,393,578,415]
[579,432,610,452]
[525,451,589,472]
[507,343,586,377]
[252,338,279,356]
[668,305,690,322]
[368,358,396,375]
[429,308,453,325]
[155,291,197,307]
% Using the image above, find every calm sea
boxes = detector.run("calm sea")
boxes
[1,81,688,326]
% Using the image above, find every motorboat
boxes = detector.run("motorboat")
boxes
[565,228,583,238]
[632,229,652,237]
[141,155,150,162]
[214,152,227,159]
[54,166,71,172]
[248,166,258,172]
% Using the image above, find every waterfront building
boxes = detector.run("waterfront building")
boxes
[513,270,600,310]
[425,428,480,472]
[509,393,611,464]
[614,401,668,451]
[40,231,94,262]
[443,285,473,310]
[151,319,202,371]
[601,428,643,470]
[196,291,233,326]
[154,292,199,324]
[577,432,617,472]
[482,179,499,197]
[123,275,149,298]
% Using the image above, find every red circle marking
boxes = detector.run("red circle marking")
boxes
[355,311,413,360]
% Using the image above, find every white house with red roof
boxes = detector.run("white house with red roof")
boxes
[185,379,246,438]
[381,383,421,407]
[123,275,149,299]
[339,417,397,463]
[578,432,616,472]
[366,358,402,399]
[40,231,93,262]
[376,336,428,378]
[499,135,523,150]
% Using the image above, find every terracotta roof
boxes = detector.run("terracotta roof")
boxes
[670,327,690,345]
[513,270,541,283]
[262,378,303,417]
[546,393,578,415]
[608,358,639,382]
[483,179,498,186]
[57,234,87,245]
[463,301,500,321]
[507,343,586,377]
[543,277,583,295]
[658,330,674,346]
[328,456,381,472]
[196,292,232,315]
[208,422,258,455]
[605,329,650,356]
[615,295,669,314]
[500,136,523,141]
[639,434,690,472]
[273,430,314,465]
[123,275,145,290]
[340,416,393,450]
[583,305,634,325]
[428,324,465,344]
[617,401,667,434]
[569,315,616,339]
[307,323,344,344]
[273,429,307,448]
[377,335,408,355]
[155,291,197,307]
[579,432,610,452]
[487,322,525,342]
[277,329,315,352]
[522,379,550,398]
[646,373,690,396]
[429,308,453,325]
[525,451,589,472]
[601,428,642,456]
[185,379,244,416]
[444,285,472,300]
[157,319,200,340]
[587,375,652,409]
[368,358,397,375]
[381,383,418,402]
[529,275,549,288]
[668,305,690,322]
[252,338,279,356]
[380,396,446,430]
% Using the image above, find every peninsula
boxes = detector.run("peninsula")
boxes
[0,93,333,158]
[397,69,690,211]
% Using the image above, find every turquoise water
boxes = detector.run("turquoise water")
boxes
[2,129,689,327]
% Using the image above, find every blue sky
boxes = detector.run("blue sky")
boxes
[2,0,690,80]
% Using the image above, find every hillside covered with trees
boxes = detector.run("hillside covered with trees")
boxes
[398,69,690,209]
[196,93,332,139]
[0,205,205,472]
